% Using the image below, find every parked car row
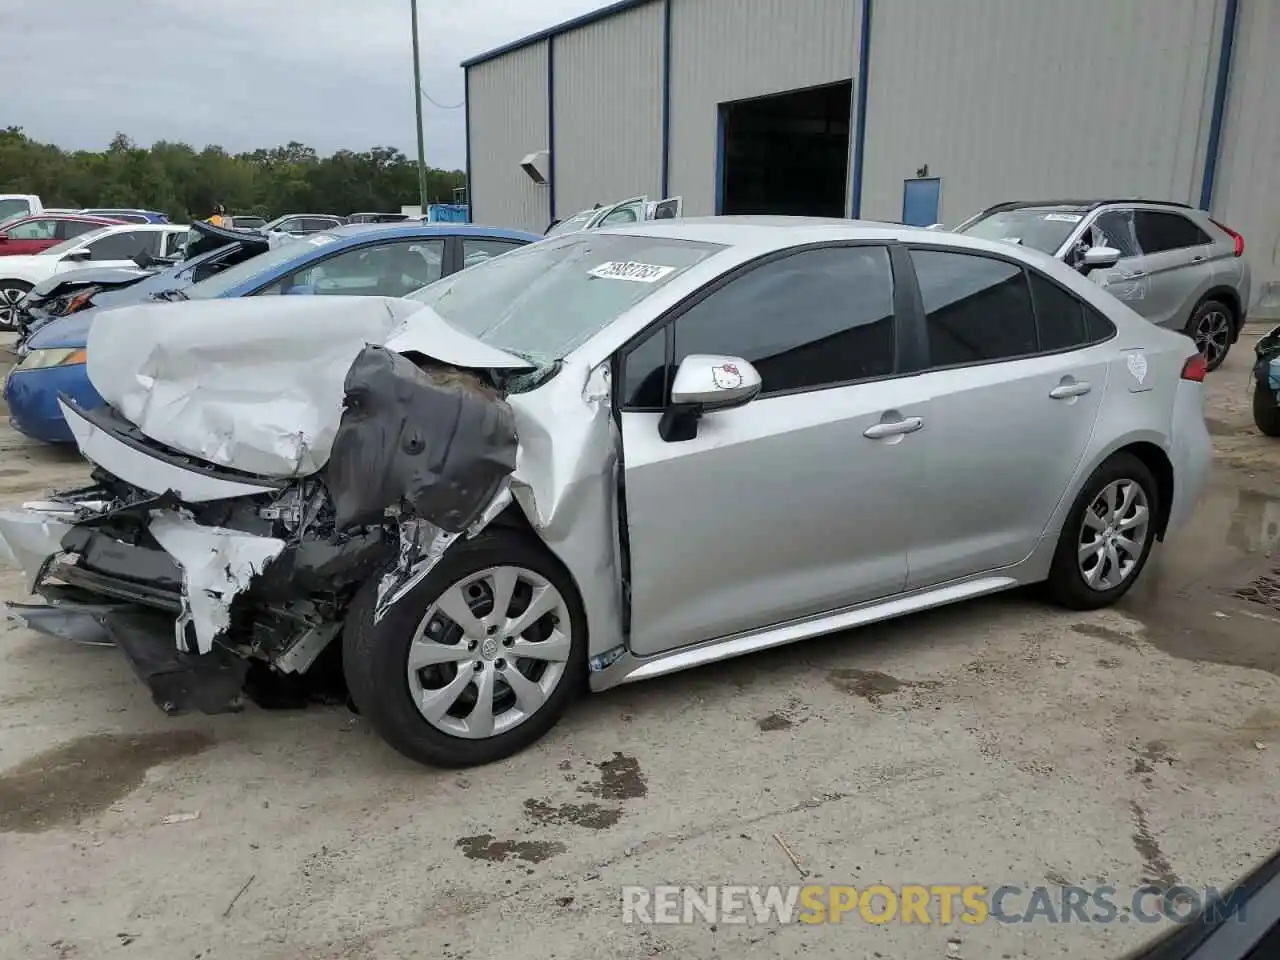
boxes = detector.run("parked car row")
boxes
[0,212,1214,771]
[4,219,540,441]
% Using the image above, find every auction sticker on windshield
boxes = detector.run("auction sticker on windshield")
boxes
[588,261,677,283]
[1042,213,1083,223]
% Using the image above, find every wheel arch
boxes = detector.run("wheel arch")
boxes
[1195,285,1243,335]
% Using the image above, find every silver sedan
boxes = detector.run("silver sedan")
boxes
[0,217,1212,767]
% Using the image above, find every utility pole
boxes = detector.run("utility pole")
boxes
[410,0,428,212]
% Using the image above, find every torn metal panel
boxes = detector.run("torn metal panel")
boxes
[506,359,626,660]
[148,511,285,655]
[325,346,519,533]
[373,520,462,623]
[271,622,342,675]
[383,304,537,370]
[85,297,423,478]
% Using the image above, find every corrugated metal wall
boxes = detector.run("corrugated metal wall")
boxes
[552,1,665,217]
[466,42,551,232]
[667,0,861,216]
[1214,0,1280,319]
[859,0,1224,225]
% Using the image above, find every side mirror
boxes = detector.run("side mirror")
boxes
[659,354,762,442]
[1079,246,1121,276]
[62,249,91,262]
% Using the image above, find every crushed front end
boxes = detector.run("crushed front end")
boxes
[0,466,398,715]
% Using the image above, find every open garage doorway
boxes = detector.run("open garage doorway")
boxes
[718,80,852,218]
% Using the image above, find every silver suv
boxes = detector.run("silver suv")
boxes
[956,199,1251,370]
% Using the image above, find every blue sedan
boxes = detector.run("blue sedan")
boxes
[4,223,540,443]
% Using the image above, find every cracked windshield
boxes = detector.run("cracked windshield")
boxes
[0,1,1278,959]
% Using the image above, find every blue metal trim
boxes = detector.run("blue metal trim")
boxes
[547,40,557,221]
[850,0,873,218]
[1200,0,1239,210]
[714,104,725,214]
[660,0,672,197]
[461,0,657,68]
[463,68,472,222]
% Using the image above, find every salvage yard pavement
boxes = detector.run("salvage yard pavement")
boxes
[2,328,1279,959]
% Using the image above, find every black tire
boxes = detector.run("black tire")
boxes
[1044,453,1159,611]
[0,279,32,332]
[342,529,588,768]
[1184,298,1235,372]
[1254,380,1280,438]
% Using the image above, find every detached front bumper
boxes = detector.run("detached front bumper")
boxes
[0,498,279,716]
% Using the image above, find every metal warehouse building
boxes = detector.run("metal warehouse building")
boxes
[462,0,1279,316]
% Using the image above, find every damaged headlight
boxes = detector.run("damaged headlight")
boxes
[13,347,87,372]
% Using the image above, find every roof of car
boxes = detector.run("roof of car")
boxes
[598,215,1068,270]
[978,198,1196,214]
[6,213,122,224]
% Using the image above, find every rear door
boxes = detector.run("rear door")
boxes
[899,247,1111,588]
[619,243,917,657]
[592,197,648,230]
[1130,209,1220,330]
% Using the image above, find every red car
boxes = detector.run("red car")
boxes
[0,214,123,256]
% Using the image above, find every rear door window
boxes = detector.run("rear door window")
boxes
[6,218,58,240]
[1028,272,1114,351]
[911,249,1037,366]
[461,238,525,269]
[1134,211,1213,253]
[59,219,103,240]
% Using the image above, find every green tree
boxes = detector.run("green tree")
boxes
[0,128,466,222]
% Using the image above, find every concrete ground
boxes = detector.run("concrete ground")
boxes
[1,329,1278,960]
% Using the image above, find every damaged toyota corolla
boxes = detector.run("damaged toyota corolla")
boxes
[0,219,1212,767]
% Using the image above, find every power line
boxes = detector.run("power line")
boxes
[420,87,464,110]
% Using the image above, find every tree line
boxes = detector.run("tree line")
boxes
[0,127,466,222]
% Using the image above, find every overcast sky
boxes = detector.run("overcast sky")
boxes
[3,0,602,170]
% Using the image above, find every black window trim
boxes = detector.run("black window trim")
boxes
[613,239,914,414]
[899,242,1117,374]
[245,235,448,295]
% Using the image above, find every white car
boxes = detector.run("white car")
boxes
[0,224,189,330]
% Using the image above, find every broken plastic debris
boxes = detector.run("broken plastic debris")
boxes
[149,512,285,654]
[161,812,200,824]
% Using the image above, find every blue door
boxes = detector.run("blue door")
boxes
[902,178,942,226]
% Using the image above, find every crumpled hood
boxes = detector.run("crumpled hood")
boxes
[85,295,531,478]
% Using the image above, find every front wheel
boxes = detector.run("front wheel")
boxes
[1254,380,1280,438]
[1044,453,1159,610]
[0,280,32,332]
[343,529,587,768]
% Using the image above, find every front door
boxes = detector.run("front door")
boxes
[900,247,1109,588]
[618,243,917,657]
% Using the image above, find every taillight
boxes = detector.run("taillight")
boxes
[1181,354,1207,382]
[1209,218,1244,257]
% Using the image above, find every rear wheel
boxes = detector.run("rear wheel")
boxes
[1045,453,1159,610]
[342,530,587,768]
[1254,380,1280,438]
[0,280,31,332]
[1184,299,1234,372]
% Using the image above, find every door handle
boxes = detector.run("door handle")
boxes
[863,416,924,439]
[1120,270,1149,280]
[1049,381,1092,399]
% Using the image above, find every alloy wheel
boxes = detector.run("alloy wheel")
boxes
[1078,479,1150,591]
[1193,309,1231,368]
[405,565,572,739]
[0,285,25,331]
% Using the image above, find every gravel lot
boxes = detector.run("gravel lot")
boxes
[1,329,1278,960]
